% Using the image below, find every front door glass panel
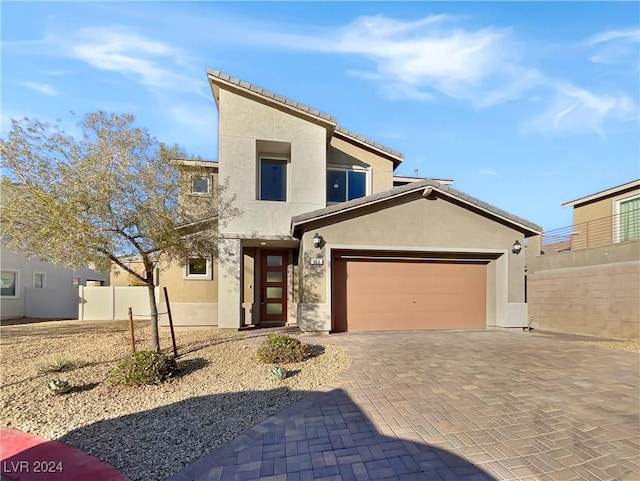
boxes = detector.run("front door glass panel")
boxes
[266,303,283,315]
[267,271,283,283]
[266,287,283,298]
[267,255,283,266]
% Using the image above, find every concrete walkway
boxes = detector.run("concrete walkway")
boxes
[167,330,639,481]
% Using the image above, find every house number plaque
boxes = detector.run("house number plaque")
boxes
[310,258,324,265]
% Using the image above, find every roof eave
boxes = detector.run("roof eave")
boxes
[292,182,542,238]
[333,129,403,167]
[562,179,640,208]
[207,68,337,131]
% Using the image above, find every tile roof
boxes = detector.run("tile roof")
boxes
[334,126,403,160]
[207,68,337,123]
[562,178,640,208]
[207,68,403,162]
[291,179,543,236]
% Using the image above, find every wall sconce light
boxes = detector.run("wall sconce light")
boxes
[313,233,324,249]
[512,240,522,255]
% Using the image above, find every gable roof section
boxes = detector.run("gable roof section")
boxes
[334,126,404,166]
[207,68,403,165]
[562,179,640,208]
[291,180,543,237]
[208,68,337,126]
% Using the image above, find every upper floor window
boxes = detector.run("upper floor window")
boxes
[327,168,367,203]
[260,158,287,202]
[618,195,640,242]
[1,270,18,298]
[191,175,210,194]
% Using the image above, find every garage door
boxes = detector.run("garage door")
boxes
[332,257,487,332]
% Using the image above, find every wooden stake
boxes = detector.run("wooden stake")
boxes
[164,287,178,358]
[128,307,136,353]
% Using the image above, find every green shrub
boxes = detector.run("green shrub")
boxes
[40,358,84,373]
[256,334,308,364]
[47,379,72,395]
[108,351,178,385]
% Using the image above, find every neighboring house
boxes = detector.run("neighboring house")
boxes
[527,179,640,339]
[1,246,108,319]
[155,68,542,332]
[110,255,148,287]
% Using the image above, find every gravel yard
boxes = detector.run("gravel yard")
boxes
[583,338,640,353]
[0,320,351,481]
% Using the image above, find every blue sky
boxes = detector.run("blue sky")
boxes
[2,2,638,229]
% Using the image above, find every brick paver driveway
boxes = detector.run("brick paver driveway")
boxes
[167,330,639,481]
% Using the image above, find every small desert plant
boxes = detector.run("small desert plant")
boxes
[47,379,72,395]
[256,334,309,364]
[108,351,178,385]
[270,366,288,380]
[40,358,84,373]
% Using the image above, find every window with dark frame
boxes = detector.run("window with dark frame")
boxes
[327,169,367,203]
[260,158,287,201]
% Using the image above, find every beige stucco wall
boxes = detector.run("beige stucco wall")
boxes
[328,136,395,194]
[217,89,328,237]
[156,257,218,326]
[178,169,219,217]
[296,193,527,331]
[157,260,217,303]
[110,262,146,286]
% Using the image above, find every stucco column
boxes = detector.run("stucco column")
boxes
[217,238,242,328]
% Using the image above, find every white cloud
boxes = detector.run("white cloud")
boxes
[586,28,639,46]
[585,27,639,65]
[237,14,637,136]
[315,15,520,106]
[25,26,208,100]
[62,26,207,97]
[21,81,57,96]
[524,84,637,137]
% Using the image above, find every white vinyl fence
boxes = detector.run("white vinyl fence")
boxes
[79,286,158,321]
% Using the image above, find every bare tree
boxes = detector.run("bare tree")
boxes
[1,112,236,351]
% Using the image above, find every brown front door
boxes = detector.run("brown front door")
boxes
[260,250,288,324]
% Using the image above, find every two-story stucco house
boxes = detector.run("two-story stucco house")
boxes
[157,68,542,333]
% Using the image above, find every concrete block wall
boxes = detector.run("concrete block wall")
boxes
[527,260,640,339]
